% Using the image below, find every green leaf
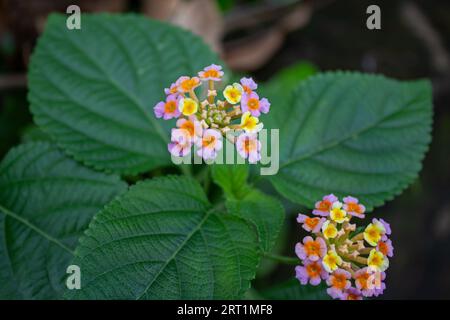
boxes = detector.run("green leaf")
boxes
[227,190,284,253]
[261,279,330,300]
[0,142,126,299]
[211,164,284,253]
[65,176,259,299]
[21,125,52,143]
[264,72,433,210]
[29,14,223,175]
[260,61,317,131]
[263,61,317,96]
[211,164,251,200]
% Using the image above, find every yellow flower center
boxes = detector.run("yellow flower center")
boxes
[378,241,388,256]
[243,85,252,94]
[304,240,321,255]
[202,135,216,148]
[347,202,363,214]
[180,78,200,92]
[305,217,320,230]
[317,200,332,211]
[202,69,220,79]
[247,98,259,110]
[164,100,177,113]
[331,273,347,290]
[243,138,257,153]
[180,120,195,137]
[306,262,321,278]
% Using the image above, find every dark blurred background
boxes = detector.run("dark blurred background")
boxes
[1,0,449,299]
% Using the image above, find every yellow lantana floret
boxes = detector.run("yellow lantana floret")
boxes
[322,250,342,273]
[322,220,338,240]
[364,221,386,246]
[179,98,198,116]
[330,201,348,223]
[223,83,243,104]
[240,112,263,133]
[367,249,389,272]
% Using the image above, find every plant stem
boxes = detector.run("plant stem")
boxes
[263,252,299,265]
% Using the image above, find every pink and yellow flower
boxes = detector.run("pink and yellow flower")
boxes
[168,129,192,157]
[176,116,202,142]
[322,250,343,273]
[321,220,338,240]
[326,269,351,299]
[154,94,181,120]
[236,133,261,163]
[164,82,179,96]
[295,260,328,286]
[154,66,271,162]
[364,220,386,246]
[176,76,201,93]
[241,92,270,117]
[313,194,338,216]
[196,129,223,160]
[240,77,257,94]
[178,97,198,116]
[329,201,348,223]
[223,83,243,104]
[297,214,325,233]
[343,196,366,219]
[377,239,394,258]
[198,64,224,82]
[367,249,389,272]
[341,287,363,300]
[240,112,263,133]
[295,236,327,262]
[354,267,386,297]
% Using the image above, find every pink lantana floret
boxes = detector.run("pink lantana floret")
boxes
[236,133,261,163]
[241,92,270,117]
[240,77,258,94]
[297,214,325,233]
[312,194,338,216]
[198,64,224,81]
[377,239,394,258]
[341,287,363,300]
[295,236,327,262]
[153,94,181,120]
[343,196,366,219]
[168,128,192,157]
[295,260,328,286]
[196,129,223,161]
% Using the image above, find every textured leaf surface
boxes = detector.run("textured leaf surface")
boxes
[29,14,222,175]
[0,142,126,299]
[263,72,432,210]
[66,176,259,299]
[261,279,329,300]
[227,190,284,253]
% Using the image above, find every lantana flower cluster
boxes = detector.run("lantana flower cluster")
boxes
[295,195,394,300]
[153,64,270,163]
